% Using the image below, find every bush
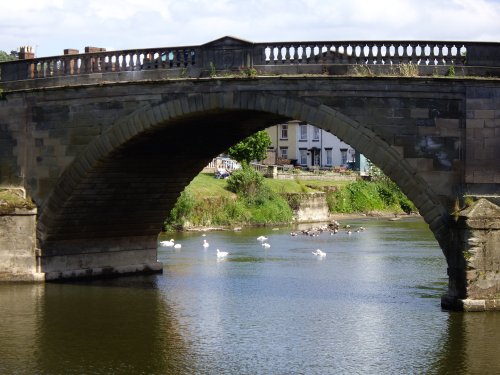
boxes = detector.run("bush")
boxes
[226,164,264,197]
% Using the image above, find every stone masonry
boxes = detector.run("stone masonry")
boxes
[0,37,500,309]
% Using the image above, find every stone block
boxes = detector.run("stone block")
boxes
[467,119,485,129]
[410,108,429,119]
[474,110,495,119]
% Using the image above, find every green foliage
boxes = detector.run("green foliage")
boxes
[446,65,456,77]
[165,190,196,230]
[351,65,375,77]
[164,169,416,230]
[209,62,216,78]
[227,164,264,197]
[164,166,292,229]
[326,179,416,214]
[0,50,16,63]
[392,63,419,77]
[227,130,272,164]
[239,66,257,78]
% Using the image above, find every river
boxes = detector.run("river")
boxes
[1,217,499,374]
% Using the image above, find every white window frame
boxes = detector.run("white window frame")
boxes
[340,149,348,165]
[299,124,307,141]
[280,124,288,140]
[299,149,307,165]
[279,146,288,159]
[325,149,332,166]
[312,126,320,141]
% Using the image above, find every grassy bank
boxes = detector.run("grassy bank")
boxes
[164,171,416,231]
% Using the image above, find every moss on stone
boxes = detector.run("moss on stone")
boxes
[0,189,35,214]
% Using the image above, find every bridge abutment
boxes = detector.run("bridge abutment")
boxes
[0,206,44,281]
[39,236,163,280]
[442,199,500,311]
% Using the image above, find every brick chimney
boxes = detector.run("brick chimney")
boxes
[18,46,34,60]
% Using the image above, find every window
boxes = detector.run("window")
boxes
[340,149,348,165]
[325,149,332,166]
[299,124,307,141]
[279,147,288,159]
[299,149,307,165]
[312,126,320,141]
[280,124,288,140]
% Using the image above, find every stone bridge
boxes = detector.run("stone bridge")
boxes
[1,37,500,311]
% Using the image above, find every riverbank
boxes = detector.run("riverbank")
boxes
[164,172,417,232]
[181,212,419,232]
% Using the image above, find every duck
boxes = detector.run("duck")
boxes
[216,249,229,258]
[312,249,326,257]
[203,239,209,248]
[262,242,271,248]
[159,239,175,247]
[257,235,268,242]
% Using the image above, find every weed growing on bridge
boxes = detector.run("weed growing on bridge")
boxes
[239,66,257,78]
[394,63,419,77]
[209,62,217,78]
[0,189,35,214]
[350,65,375,77]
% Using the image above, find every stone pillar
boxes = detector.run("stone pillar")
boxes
[442,198,500,311]
[0,207,44,281]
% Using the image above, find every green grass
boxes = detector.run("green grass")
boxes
[184,172,234,198]
[164,172,416,230]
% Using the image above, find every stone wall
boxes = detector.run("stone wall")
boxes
[0,208,42,281]
[443,199,500,311]
[293,193,331,223]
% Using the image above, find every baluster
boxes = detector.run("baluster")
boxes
[458,45,467,65]
[431,44,439,65]
[313,45,320,63]
[304,45,311,64]
[190,49,196,66]
[380,44,387,65]
[370,44,378,64]
[175,50,181,67]
[289,45,296,64]
[279,45,285,64]
[442,44,449,65]
[405,44,412,64]
[120,54,126,71]
[351,45,360,64]
[363,44,370,64]
[296,45,303,64]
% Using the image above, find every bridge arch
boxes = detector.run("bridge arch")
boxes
[39,91,449,258]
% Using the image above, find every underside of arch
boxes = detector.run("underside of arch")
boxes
[37,91,449,279]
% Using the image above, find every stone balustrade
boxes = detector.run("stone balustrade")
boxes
[254,41,468,66]
[1,37,499,82]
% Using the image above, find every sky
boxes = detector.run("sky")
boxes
[1,0,499,58]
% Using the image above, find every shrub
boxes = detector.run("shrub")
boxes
[227,165,264,198]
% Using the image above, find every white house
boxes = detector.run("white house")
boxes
[266,120,358,168]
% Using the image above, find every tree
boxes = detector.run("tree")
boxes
[227,130,271,164]
[0,50,16,63]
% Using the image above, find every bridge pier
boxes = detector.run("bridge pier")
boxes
[1,198,162,280]
[39,236,163,280]
[442,199,500,311]
[0,207,44,281]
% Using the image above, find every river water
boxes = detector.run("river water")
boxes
[1,217,499,374]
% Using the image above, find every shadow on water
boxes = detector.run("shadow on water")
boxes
[0,276,192,375]
[431,312,500,375]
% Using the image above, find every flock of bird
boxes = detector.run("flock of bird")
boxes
[159,220,366,260]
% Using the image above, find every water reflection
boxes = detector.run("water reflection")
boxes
[1,219,500,374]
[34,277,190,375]
[431,312,500,375]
